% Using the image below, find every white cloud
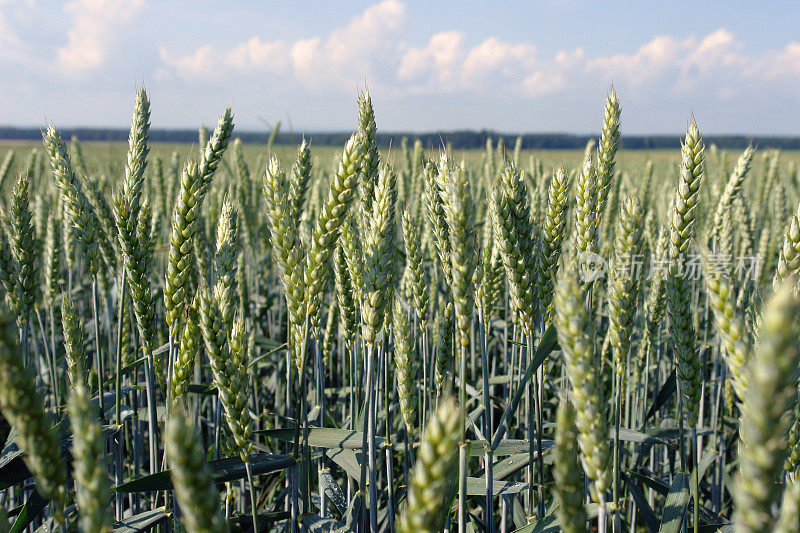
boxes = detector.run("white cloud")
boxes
[158,37,292,83]
[321,0,405,79]
[161,0,407,90]
[228,38,291,73]
[512,30,800,104]
[763,43,800,80]
[159,45,217,82]
[462,38,536,81]
[687,29,741,71]
[57,0,145,76]
[0,1,37,66]
[392,25,798,104]
[153,4,800,131]
[587,35,692,86]
[523,49,585,98]
[0,10,21,52]
[2,0,800,132]
[396,33,537,93]
[397,31,466,89]
[290,37,323,82]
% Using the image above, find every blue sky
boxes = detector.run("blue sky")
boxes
[2,0,800,134]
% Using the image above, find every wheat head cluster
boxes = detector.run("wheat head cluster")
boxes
[0,87,798,533]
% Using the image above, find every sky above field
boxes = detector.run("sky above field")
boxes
[2,0,800,135]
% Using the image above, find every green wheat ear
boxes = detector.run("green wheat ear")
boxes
[289,138,312,227]
[401,209,429,327]
[634,226,668,386]
[393,297,418,436]
[554,264,609,500]
[491,164,535,332]
[608,196,644,375]
[0,313,66,510]
[361,164,398,348]
[426,158,452,286]
[397,397,461,533]
[43,124,103,275]
[667,121,705,427]
[0,219,18,310]
[443,165,477,347]
[775,480,800,533]
[712,145,754,243]
[553,396,587,533]
[358,91,381,219]
[69,380,112,533]
[61,296,87,385]
[334,243,359,346]
[197,108,235,197]
[305,131,363,333]
[701,249,752,404]
[735,282,800,532]
[43,214,62,306]
[171,296,200,406]
[199,286,252,460]
[434,300,454,396]
[0,150,14,192]
[595,87,621,226]
[166,410,226,533]
[214,197,240,333]
[263,155,306,368]
[538,167,569,322]
[774,200,800,289]
[164,161,202,337]
[9,171,40,320]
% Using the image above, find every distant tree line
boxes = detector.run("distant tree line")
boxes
[1,126,797,150]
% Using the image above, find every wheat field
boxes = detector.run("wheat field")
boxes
[0,88,798,533]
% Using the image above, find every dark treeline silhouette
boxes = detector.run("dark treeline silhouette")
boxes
[1,126,797,150]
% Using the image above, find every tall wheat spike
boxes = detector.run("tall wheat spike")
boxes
[263,155,306,367]
[554,265,609,502]
[164,162,202,337]
[166,411,227,533]
[69,380,112,533]
[305,132,363,332]
[538,167,570,322]
[43,125,103,275]
[734,283,800,532]
[393,298,418,435]
[666,122,705,427]
[0,313,65,509]
[608,196,644,374]
[595,88,621,226]
[444,164,477,349]
[701,250,752,403]
[553,397,587,533]
[397,398,461,533]
[361,165,398,347]
[9,171,40,319]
